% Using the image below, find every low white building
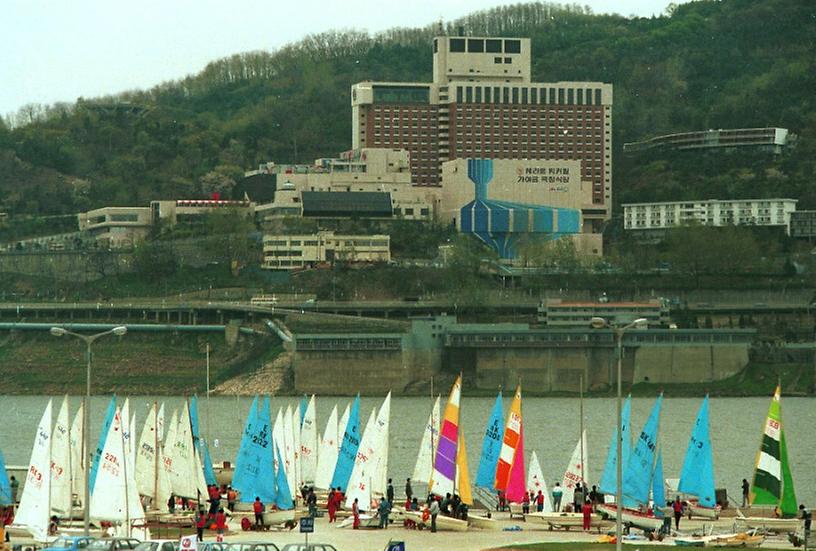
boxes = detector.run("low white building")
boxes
[262,231,390,270]
[623,198,798,235]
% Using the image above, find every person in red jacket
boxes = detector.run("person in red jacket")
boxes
[327,488,337,523]
[253,497,264,528]
[195,509,207,541]
[215,508,227,542]
[536,491,545,512]
[352,498,360,529]
[582,499,592,531]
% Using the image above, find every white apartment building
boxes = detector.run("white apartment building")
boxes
[262,231,390,270]
[623,199,798,235]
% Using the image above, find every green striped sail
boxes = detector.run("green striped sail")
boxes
[750,385,797,516]
[750,386,782,506]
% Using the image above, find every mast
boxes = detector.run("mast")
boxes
[153,401,158,510]
[579,374,585,486]
[206,344,211,452]
[122,410,130,537]
[429,376,434,486]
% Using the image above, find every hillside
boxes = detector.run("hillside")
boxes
[1,0,814,216]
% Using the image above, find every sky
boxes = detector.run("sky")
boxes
[2,0,681,117]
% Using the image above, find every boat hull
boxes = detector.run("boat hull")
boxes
[687,502,721,519]
[526,512,604,530]
[404,511,468,532]
[467,515,498,530]
[735,516,801,532]
[598,504,665,530]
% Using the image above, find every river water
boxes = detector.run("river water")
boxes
[2,395,814,506]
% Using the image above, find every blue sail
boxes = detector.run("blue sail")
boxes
[330,395,361,492]
[599,395,632,496]
[275,444,294,510]
[475,392,504,489]
[299,395,308,428]
[232,396,275,503]
[652,448,666,514]
[623,394,662,506]
[678,395,716,507]
[90,395,116,494]
[189,396,217,485]
[0,449,12,505]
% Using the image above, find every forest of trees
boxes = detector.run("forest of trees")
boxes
[0,0,813,216]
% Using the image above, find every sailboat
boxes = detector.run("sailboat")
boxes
[314,404,338,491]
[0,448,12,506]
[677,395,721,519]
[89,405,147,537]
[331,395,361,493]
[598,395,664,531]
[69,401,85,510]
[495,386,525,504]
[560,430,589,506]
[12,400,53,541]
[300,395,318,485]
[599,395,632,502]
[135,402,171,513]
[526,451,552,512]
[737,386,801,531]
[90,396,117,495]
[411,396,440,486]
[50,396,74,517]
[344,407,378,511]
[417,375,468,532]
[474,391,503,490]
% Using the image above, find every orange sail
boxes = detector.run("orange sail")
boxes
[494,385,522,493]
[456,431,473,505]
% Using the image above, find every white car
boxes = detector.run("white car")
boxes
[133,540,179,551]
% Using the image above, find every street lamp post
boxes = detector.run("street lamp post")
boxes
[590,316,647,551]
[50,325,127,536]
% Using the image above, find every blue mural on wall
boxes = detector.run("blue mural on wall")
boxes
[459,159,580,258]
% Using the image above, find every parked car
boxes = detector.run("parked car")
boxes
[42,536,96,551]
[225,543,280,551]
[85,538,141,551]
[133,540,179,551]
[281,545,339,551]
[198,544,228,551]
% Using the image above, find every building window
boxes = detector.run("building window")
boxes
[467,38,484,53]
[475,87,482,102]
[486,39,502,53]
[549,88,556,103]
[456,86,463,103]
[485,87,492,102]
[531,88,538,103]
[450,38,465,52]
[494,56,502,64]
[504,39,521,53]
[567,88,574,104]
[503,87,510,103]
[595,88,602,105]
[521,88,528,104]
[558,88,565,104]
[577,89,583,104]
[466,87,473,102]
[512,88,519,104]
[504,57,512,64]
[494,86,501,103]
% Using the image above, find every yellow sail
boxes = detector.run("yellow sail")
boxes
[456,431,473,505]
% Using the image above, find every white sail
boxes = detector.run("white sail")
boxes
[194,447,208,498]
[169,402,199,499]
[161,409,178,498]
[300,395,318,484]
[283,405,296,498]
[293,405,302,493]
[314,405,338,490]
[156,403,166,443]
[344,407,378,510]
[15,399,53,541]
[411,396,440,484]
[272,408,284,474]
[371,393,391,496]
[337,402,350,451]
[70,400,85,508]
[527,451,552,512]
[561,430,589,505]
[135,402,170,507]
[50,396,73,516]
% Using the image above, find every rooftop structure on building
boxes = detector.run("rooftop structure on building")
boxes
[77,198,254,248]
[351,35,613,230]
[623,127,791,155]
[251,148,439,221]
[623,198,798,235]
[262,231,390,270]
[537,298,669,327]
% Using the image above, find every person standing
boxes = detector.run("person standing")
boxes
[741,479,750,507]
[429,499,439,533]
[583,499,592,531]
[253,497,264,528]
[387,479,395,505]
[167,493,176,514]
[672,497,684,530]
[378,498,390,529]
[195,509,206,541]
[352,498,360,530]
[522,491,530,515]
[574,483,584,513]
[799,504,811,532]
[307,488,317,518]
[405,478,413,502]
[215,508,226,543]
[327,488,337,523]
[552,483,563,512]
[227,486,237,511]
[9,477,18,505]
[536,491,545,512]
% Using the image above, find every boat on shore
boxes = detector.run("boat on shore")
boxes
[403,510,468,532]
[467,514,497,529]
[598,502,664,531]
[526,511,605,531]
[734,514,801,532]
